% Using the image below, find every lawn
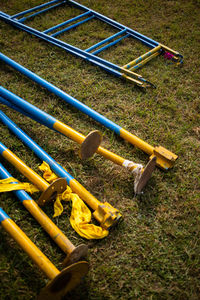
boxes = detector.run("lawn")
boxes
[0,0,200,299]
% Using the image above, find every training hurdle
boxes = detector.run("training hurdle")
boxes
[0,0,183,88]
[0,87,156,194]
[0,161,88,266]
[0,207,88,299]
[0,53,177,170]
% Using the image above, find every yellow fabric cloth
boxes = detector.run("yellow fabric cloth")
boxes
[39,162,109,239]
[0,177,40,194]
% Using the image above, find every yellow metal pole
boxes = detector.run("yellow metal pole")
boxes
[1,209,89,299]
[1,146,67,203]
[54,119,158,193]
[2,217,59,279]
[129,52,160,71]
[23,200,88,265]
[120,128,178,170]
[54,120,144,169]
[123,45,162,69]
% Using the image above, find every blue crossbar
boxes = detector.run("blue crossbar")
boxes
[51,15,95,37]
[11,0,64,19]
[44,11,91,34]
[92,34,130,55]
[18,1,66,23]
[86,29,127,52]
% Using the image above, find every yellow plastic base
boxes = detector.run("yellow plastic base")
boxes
[93,202,122,229]
[150,146,178,170]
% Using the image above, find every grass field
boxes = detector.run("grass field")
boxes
[0,0,200,299]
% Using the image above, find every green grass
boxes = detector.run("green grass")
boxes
[0,0,200,299]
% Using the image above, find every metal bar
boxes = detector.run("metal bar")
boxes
[0,110,121,228]
[85,29,126,52]
[130,52,160,71]
[0,13,150,87]
[0,53,177,169]
[51,15,94,37]
[44,10,90,33]
[0,161,88,266]
[92,34,129,55]
[123,45,162,69]
[11,0,64,19]
[0,207,89,298]
[18,2,66,23]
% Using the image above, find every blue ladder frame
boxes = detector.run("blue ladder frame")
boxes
[0,0,183,88]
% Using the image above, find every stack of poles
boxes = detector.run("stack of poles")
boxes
[0,110,121,229]
[0,86,156,194]
[0,207,89,300]
[0,53,178,170]
[0,161,88,266]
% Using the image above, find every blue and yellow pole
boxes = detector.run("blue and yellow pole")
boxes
[0,53,177,170]
[0,161,88,266]
[0,141,67,205]
[0,87,147,170]
[0,111,121,229]
[0,207,89,299]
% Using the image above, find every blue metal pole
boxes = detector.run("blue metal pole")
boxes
[0,87,57,130]
[0,109,73,185]
[0,53,122,134]
[0,207,10,222]
[0,96,37,120]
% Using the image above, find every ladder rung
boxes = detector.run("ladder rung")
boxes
[123,45,161,69]
[44,10,91,34]
[130,52,160,71]
[11,0,64,19]
[92,34,129,55]
[85,29,126,52]
[18,1,66,23]
[51,15,94,37]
